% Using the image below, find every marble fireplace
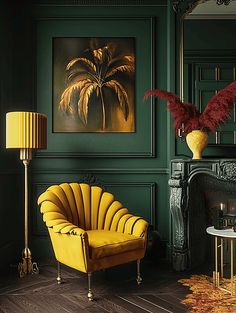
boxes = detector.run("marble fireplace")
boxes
[169,159,236,271]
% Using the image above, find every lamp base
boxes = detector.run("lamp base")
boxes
[18,248,39,278]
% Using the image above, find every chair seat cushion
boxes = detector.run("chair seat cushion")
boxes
[86,230,145,259]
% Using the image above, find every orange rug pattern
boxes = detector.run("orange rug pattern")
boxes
[179,275,236,313]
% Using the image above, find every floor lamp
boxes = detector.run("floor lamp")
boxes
[6,111,47,277]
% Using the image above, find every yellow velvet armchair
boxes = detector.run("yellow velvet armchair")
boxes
[38,183,148,300]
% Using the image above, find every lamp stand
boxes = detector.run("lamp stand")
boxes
[18,148,39,277]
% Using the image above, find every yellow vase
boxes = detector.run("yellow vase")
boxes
[186,130,208,160]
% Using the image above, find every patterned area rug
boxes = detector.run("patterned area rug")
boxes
[179,275,236,313]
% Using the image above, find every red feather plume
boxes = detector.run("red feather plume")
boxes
[144,81,236,135]
[199,81,236,132]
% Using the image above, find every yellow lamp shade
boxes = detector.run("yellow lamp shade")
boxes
[6,111,47,149]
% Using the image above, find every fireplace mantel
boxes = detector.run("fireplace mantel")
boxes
[169,159,236,271]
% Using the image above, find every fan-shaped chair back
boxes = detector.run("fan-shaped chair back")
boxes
[39,183,136,232]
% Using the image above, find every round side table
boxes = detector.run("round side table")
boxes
[206,226,236,295]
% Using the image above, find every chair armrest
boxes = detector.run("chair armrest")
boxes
[131,218,149,238]
[51,222,86,237]
[123,216,149,238]
[39,198,87,237]
[48,228,89,273]
[69,227,87,236]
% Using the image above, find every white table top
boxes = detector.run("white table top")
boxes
[206,226,236,238]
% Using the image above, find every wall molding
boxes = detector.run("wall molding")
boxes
[106,182,156,226]
[32,168,169,174]
[36,151,156,158]
[33,0,166,6]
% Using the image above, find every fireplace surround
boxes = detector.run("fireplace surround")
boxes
[169,159,236,271]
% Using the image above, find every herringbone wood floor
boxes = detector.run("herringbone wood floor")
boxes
[0,260,190,313]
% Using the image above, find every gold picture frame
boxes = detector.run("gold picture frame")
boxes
[53,37,135,133]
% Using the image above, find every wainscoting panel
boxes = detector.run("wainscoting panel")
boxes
[31,170,169,259]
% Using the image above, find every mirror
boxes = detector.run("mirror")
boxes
[175,0,236,147]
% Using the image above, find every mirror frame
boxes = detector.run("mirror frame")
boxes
[174,0,204,101]
[173,0,209,137]
[173,0,202,16]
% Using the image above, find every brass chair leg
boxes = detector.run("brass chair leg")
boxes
[136,259,142,285]
[57,261,62,284]
[87,272,94,301]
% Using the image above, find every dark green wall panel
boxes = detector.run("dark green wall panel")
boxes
[36,17,156,157]
[32,2,170,262]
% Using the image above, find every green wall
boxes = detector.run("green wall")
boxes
[31,1,172,262]
[0,1,31,268]
[3,1,236,270]
[0,0,175,269]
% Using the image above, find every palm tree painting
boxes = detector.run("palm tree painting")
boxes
[53,38,135,132]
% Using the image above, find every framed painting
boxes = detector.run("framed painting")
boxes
[53,37,135,133]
